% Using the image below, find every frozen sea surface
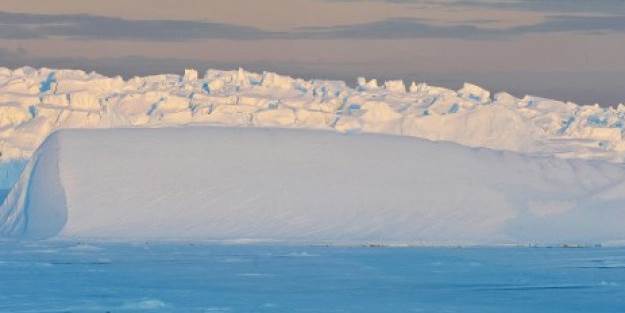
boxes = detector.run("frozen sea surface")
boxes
[0,242,624,313]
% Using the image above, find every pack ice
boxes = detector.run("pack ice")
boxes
[2,127,625,244]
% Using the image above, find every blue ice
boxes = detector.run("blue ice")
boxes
[587,115,608,127]
[39,72,56,93]
[448,103,460,114]
[348,103,361,114]
[559,116,575,134]
[468,94,481,102]
[0,159,27,202]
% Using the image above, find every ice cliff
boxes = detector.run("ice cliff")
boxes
[0,66,624,167]
[2,127,625,244]
[2,66,625,243]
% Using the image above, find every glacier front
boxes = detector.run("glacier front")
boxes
[2,127,625,244]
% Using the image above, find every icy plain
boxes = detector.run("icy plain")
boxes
[1,242,624,313]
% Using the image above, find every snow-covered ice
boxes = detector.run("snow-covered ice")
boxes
[1,67,625,168]
[1,66,625,244]
[1,241,625,313]
[2,127,625,244]
[1,66,625,192]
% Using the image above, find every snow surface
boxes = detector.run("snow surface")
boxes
[1,66,625,190]
[2,127,625,244]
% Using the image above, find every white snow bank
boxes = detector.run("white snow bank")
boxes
[1,66,625,169]
[2,127,625,244]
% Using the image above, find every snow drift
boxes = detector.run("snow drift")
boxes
[2,127,625,244]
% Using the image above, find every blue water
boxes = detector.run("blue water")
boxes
[0,242,624,312]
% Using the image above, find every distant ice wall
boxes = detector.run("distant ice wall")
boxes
[0,66,624,169]
[2,127,625,244]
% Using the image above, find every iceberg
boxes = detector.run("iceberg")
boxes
[1,66,625,244]
[1,66,625,172]
[2,127,625,244]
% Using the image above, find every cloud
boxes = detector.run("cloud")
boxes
[296,18,495,39]
[339,0,625,15]
[305,15,625,39]
[296,15,625,39]
[456,0,625,15]
[514,15,625,33]
[1,11,494,41]
[0,11,276,41]
[1,11,625,42]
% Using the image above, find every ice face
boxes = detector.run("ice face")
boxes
[1,65,625,191]
[1,66,625,243]
[3,127,625,244]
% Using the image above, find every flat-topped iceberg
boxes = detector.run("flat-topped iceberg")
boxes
[2,66,625,192]
[2,127,625,244]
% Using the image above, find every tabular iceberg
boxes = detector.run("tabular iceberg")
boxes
[3,66,625,195]
[1,66,625,164]
[2,127,625,245]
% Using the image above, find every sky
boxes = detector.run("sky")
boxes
[0,0,624,106]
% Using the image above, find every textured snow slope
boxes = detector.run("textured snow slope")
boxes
[2,127,625,244]
[1,67,625,167]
